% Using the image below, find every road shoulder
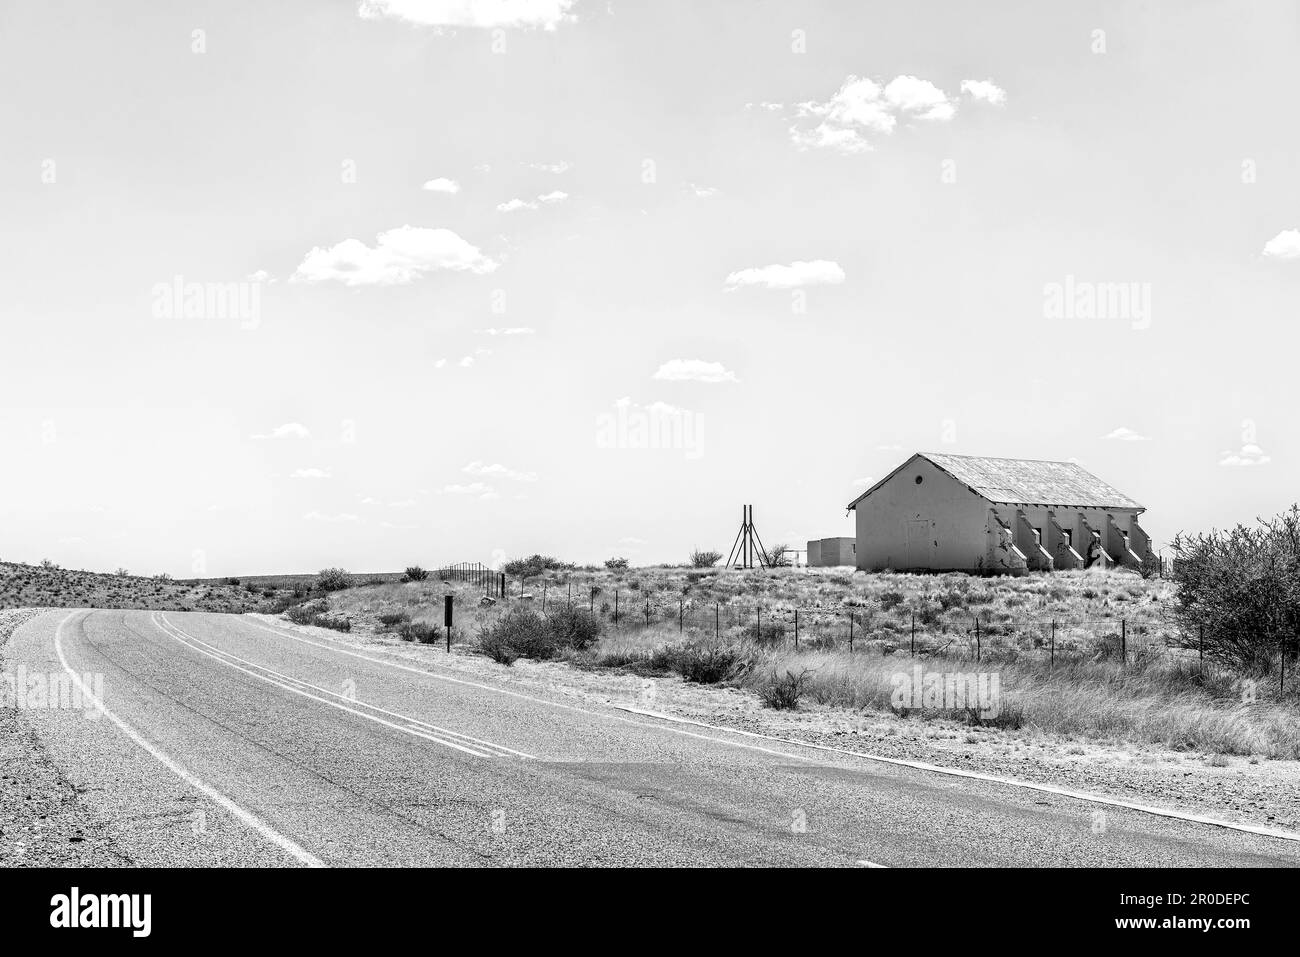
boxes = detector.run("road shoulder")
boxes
[0,609,131,867]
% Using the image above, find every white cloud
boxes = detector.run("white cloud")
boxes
[497,198,537,213]
[303,510,359,523]
[458,356,475,367]
[1219,444,1271,467]
[441,481,498,499]
[883,75,955,120]
[1262,229,1300,260]
[498,190,568,212]
[290,467,331,479]
[789,73,1002,153]
[1102,426,1150,442]
[687,183,719,198]
[463,460,538,482]
[292,226,497,286]
[389,498,417,508]
[245,269,275,283]
[358,0,576,30]
[422,177,460,193]
[360,496,381,505]
[251,422,310,440]
[724,259,845,290]
[961,78,1007,105]
[477,327,535,336]
[527,160,571,173]
[652,359,739,383]
[434,358,447,369]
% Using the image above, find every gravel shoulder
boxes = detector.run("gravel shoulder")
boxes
[255,613,1300,837]
[0,609,131,867]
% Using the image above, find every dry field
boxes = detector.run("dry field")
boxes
[0,561,293,613]
[304,565,1300,760]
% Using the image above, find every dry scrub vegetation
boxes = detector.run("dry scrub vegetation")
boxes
[304,563,1300,760]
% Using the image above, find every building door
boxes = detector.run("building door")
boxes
[906,520,931,568]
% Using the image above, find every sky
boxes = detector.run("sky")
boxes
[1,0,1297,577]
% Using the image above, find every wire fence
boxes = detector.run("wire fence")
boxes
[431,561,1224,671]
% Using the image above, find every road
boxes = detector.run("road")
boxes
[6,608,1299,867]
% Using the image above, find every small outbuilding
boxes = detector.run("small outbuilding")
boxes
[846,452,1154,574]
[806,537,856,567]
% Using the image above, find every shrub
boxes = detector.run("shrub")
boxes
[317,567,354,591]
[545,606,603,650]
[604,556,629,570]
[502,554,573,578]
[690,549,722,568]
[399,621,438,644]
[378,611,411,628]
[674,643,744,684]
[403,566,429,582]
[1170,505,1300,673]
[315,614,351,633]
[477,608,553,660]
[879,590,906,612]
[757,668,814,710]
[285,604,316,625]
[766,544,792,567]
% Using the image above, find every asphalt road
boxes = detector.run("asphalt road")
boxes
[7,608,1300,867]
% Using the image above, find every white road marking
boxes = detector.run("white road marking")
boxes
[155,614,533,760]
[246,615,1300,845]
[54,611,324,868]
[611,705,1300,844]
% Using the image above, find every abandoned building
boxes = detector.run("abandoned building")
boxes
[845,452,1154,573]
[806,537,856,567]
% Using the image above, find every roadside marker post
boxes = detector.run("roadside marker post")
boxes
[444,595,453,653]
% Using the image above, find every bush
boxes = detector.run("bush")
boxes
[879,590,905,612]
[399,621,438,644]
[741,619,787,645]
[403,566,429,582]
[317,567,354,591]
[378,611,411,629]
[757,668,814,710]
[690,549,722,568]
[475,606,604,663]
[1170,506,1300,673]
[766,544,792,567]
[545,606,603,650]
[502,554,573,578]
[604,556,629,570]
[674,643,744,684]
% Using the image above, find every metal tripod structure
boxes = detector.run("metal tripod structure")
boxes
[725,504,771,569]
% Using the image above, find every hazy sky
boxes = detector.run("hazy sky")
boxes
[2,0,1297,577]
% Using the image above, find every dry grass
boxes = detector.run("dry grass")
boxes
[0,561,291,613]
[301,565,1300,759]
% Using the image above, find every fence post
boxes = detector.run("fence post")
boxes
[568,581,572,608]
[757,605,761,637]
[1121,618,1126,665]
[542,581,547,613]
[1050,619,1055,669]
[614,589,619,624]
[679,598,683,633]
[848,612,854,654]
[590,586,595,612]
[910,612,915,657]
[974,614,980,662]
[715,601,719,639]
[794,609,799,649]
[644,601,650,627]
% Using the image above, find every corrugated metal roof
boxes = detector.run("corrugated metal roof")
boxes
[924,453,1143,509]
[847,452,1143,510]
